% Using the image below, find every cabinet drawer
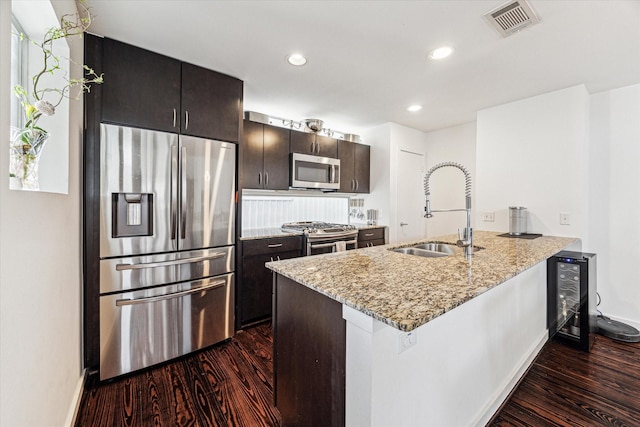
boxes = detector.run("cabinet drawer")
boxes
[358,228,384,242]
[360,238,385,248]
[243,236,303,256]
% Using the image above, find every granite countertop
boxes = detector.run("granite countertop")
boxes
[240,228,302,240]
[266,230,579,332]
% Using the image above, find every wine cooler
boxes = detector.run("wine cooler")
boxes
[547,251,597,352]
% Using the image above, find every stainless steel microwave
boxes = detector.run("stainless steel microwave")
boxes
[290,152,340,190]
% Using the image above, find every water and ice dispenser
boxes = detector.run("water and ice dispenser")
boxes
[112,193,153,237]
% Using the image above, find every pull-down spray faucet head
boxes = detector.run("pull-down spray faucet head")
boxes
[423,161,474,258]
[424,197,433,218]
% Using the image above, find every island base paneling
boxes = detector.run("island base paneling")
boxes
[274,275,345,427]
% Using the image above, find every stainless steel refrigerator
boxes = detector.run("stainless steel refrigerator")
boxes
[98,123,236,380]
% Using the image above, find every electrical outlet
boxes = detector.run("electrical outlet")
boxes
[399,331,417,353]
[483,212,495,222]
[560,213,571,225]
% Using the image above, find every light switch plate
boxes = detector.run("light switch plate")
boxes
[483,212,495,222]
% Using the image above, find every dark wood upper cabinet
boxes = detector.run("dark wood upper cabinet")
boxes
[290,131,338,158]
[290,131,315,155]
[338,140,370,193]
[338,140,355,193]
[101,38,242,142]
[315,135,338,158]
[241,120,265,189]
[262,124,290,190]
[181,63,242,142]
[102,38,181,133]
[354,142,370,193]
[241,120,290,190]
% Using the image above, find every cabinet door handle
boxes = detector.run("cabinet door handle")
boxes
[173,108,177,128]
[276,255,281,261]
[265,172,269,186]
[364,233,374,237]
[185,111,189,129]
[351,179,355,191]
[310,142,315,154]
[268,243,283,248]
[116,251,226,271]
[116,279,226,306]
[258,172,262,185]
[316,142,321,155]
[355,180,359,191]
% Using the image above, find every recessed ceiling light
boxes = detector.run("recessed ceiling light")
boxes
[407,105,423,112]
[287,53,307,66]
[428,46,455,60]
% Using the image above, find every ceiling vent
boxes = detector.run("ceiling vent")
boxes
[484,0,539,38]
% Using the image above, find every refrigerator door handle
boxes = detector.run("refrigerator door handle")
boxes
[115,251,227,271]
[181,146,187,239]
[115,279,226,306]
[170,144,179,243]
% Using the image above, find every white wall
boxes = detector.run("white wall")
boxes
[361,123,392,232]
[589,84,640,328]
[476,85,590,239]
[475,82,639,328]
[0,0,84,425]
[362,122,428,243]
[423,121,477,238]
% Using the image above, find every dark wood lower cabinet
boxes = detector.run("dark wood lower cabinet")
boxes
[274,274,346,427]
[357,226,386,248]
[239,236,303,328]
[241,249,299,326]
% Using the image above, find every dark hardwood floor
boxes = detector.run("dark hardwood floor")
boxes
[489,335,640,426]
[75,324,640,427]
[74,323,280,427]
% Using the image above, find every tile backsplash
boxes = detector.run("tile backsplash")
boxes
[242,195,350,230]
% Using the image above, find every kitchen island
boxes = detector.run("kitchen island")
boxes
[266,231,579,427]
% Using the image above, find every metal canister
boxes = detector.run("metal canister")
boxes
[509,206,528,235]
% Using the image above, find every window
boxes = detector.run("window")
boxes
[9,1,70,194]
[10,16,27,129]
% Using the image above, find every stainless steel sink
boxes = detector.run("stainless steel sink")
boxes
[390,242,482,258]
[412,243,456,254]
[391,247,451,258]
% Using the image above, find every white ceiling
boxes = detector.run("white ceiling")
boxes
[87,0,640,135]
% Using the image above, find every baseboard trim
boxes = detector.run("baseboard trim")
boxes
[472,330,548,427]
[64,368,87,427]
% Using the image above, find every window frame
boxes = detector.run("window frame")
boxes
[10,14,28,129]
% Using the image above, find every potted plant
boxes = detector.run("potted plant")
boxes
[10,0,103,190]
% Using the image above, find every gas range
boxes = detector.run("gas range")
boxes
[281,221,358,255]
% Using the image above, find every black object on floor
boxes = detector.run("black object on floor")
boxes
[597,316,640,343]
[497,233,542,239]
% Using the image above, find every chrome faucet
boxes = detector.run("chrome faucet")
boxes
[423,162,473,258]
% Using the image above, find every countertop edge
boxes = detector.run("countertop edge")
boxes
[267,232,579,332]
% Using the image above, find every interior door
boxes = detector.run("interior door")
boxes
[179,135,236,251]
[396,149,426,241]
